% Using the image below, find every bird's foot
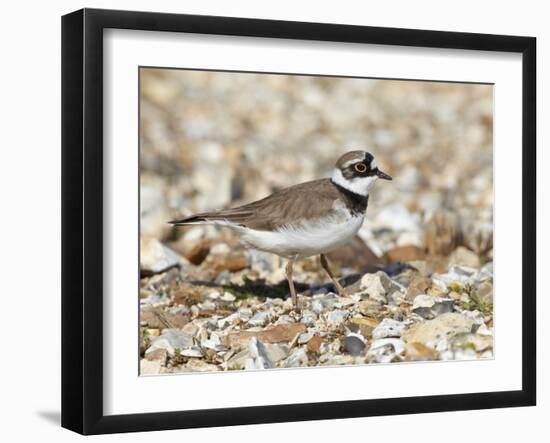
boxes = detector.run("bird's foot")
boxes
[288,304,302,321]
[289,307,302,317]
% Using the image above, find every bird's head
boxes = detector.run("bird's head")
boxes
[331,150,392,196]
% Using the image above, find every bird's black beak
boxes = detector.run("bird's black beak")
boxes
[376,169,392,180]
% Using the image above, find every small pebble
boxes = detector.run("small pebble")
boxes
[343,336,366,355]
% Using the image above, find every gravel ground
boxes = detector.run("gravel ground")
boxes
[139,68,493,374]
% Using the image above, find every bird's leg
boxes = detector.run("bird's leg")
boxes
[285,258,299,311]
[320,253,346,296]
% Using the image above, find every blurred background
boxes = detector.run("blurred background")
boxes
[140,68,493,273]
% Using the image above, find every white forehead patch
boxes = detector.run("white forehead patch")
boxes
[370,158,377,169]
[342,158,361,168]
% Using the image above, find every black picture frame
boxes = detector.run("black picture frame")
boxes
[61,8,537,435]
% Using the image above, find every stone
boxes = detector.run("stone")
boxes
[387,290,406,306]
[210,243,231,255]
[179,347,204,358]
[140,237,184,276]
[440,348,478,361]
[366,338,406,363]
[357,299,384,317]
[347,317,379,338]
[226,349,251,370]
[217,312,240,329]
[336,297,358,308]
[237,308,253,321]
[343,335,366,355]
[206,252,249,273]
[450,333,493,352]
[147,329,195,356]
[432,266,478,292]
[384,245,424,264]
[145,328,160,337]
[169,305,191,315]
[402,313,474,350]
[319,354,356,366]
[359,273,387,303]
[225,323,307,349]
[140,359,162,375]
[140,293,170,307]
[412,294,455,319]
[184,360,221,372]
[278,314,298,325]
[170,285,202,306]
[475,323,493,336]
[300,312,318,327]
[140,308,190,329]
[221,292,237,302]
[198,300,216,311]
[201,333,222,350]
[359,271,404,304]
[326,310,348,327]
[448,291,469,303]
[245,338,274,369]
[206,291,220,300]
[472,281,493,305]
[140,333,151,355]
[184,240,211,265]
[298,332,314,344]
[144,348,168,364]
[449,246,480,268]
[285,348,308,367]
[306,335,323,353]
[248,311,271,326]
[372,318,408,339]
[461,309,487,326]
[479,262,494,279]
[405,274,432,301]
[264,344,290,363]
[310,293,341,314]
[404,342,437,361]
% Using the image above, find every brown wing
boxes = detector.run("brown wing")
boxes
[169,179,342,231]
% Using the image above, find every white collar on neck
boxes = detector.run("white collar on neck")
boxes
[331,168,377,197]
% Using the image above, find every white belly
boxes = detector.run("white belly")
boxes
[238,214,364,259]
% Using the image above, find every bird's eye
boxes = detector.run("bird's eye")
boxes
[354,163,367,173]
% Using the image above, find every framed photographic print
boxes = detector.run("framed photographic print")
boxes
[61,8,536,435]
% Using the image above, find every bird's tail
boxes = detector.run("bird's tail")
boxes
[168,208,252,227]
[168,212,218,226]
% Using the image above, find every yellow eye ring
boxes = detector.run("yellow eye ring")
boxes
[354,163,367,173]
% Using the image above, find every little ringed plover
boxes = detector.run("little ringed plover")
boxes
[170,150,392,309]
